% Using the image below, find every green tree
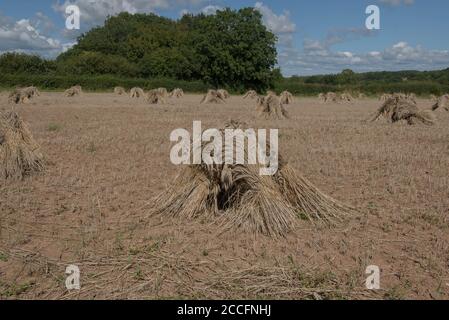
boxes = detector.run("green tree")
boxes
[57,9,278,90]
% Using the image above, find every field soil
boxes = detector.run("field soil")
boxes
[1,92,448,299]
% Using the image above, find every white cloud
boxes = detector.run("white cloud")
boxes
[254,2,296,34]
[280,40,449,76]
[179,9,190,17]
[200,5,222,15]
[53,0,208,34]
[0,12,73,57]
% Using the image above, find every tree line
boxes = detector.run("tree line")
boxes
[0,9,279,91]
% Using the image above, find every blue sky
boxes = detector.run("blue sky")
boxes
[1,0,448,75]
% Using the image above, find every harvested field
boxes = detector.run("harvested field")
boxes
[0,92,448,300]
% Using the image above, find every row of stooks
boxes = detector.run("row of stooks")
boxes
[6,85,448,125]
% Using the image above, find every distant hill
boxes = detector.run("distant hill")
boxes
[275,68,449,96]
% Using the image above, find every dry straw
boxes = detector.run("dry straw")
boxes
[431,94,449,112]
[156,87,168,98]
[0,110,45,180]
[169,88,184,98]
[280,91,293,105]
[201,90,226,104]
[324,92,338,103]
[114,87,127,95]
[8,86,40,104]
[151,121,353,237]
[370,96,436,125]
[217,89,230,100]
[147,89,166,104]
[243,90,258,99]
[318,93,326,103]
[65,85,82,97]
[257,93,289,120]
[340,92,354,104]
[130,87,145,99]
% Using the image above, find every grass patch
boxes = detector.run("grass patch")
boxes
[47,123,62,132]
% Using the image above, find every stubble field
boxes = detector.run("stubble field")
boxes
[0,92,448,299]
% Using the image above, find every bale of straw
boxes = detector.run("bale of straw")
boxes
[243,90,258,99]
[370,97,435,125]
[0,110,45,180]
[22,86,40,98]
[256,94,289,120]
[169,88,184,98]
[73,85,82,93]
[65,86,81,97]
[156,88,168,98]
[318,93,326,103]
[431,94,449,111]
[150,121,353,237]
[369,97,402,122]
[217,89,230,100]
[391,102,436,126]
[130,87,145,99]
[201,90,226,104]
[340,93,354,104]
[8,87,39,104]
[324,92,339,103]
[114,87,127,95]
[407,93,417,102]
[8,88,26,104]
[147,89,166,104]
[280,91,293,105]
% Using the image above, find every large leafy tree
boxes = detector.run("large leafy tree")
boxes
[57,9,278,90]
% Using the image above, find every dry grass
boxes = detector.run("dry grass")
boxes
[0,110,45,180]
